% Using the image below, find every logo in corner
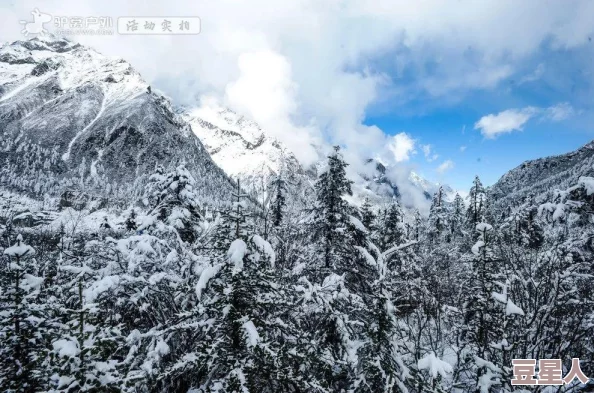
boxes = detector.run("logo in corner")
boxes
[20,8,52,37]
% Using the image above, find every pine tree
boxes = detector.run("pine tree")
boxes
[270,174,287,228]
[144,164,203,243]
[428,186,448,242]
[467,176,486,228]
[124,209,138,231]
[461,223,506,393]
[449,193,466,240]
[212,179,253,251]
[359,198,376,232]
[313,146,354,268]
[378,202,406,252]
[0,234,51,391]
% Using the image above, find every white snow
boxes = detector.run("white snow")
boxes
[552,203,566,221]
[155,339,170,356]
[355,246,376,266]
[578,176,594,195]
[476,223,493,232]
[505,299,525,316]
[227,239,247,271]
[251,235,276,267]
[22,274,44,291]
[471,240,485,256]
[417,352,453,379]
[53,338,80,358]
[3,235,35,257]
[349,215,368,233]
[84,275,120,303]
[491,282,508,304]
[195,264,221,300]
[242,320,260,347]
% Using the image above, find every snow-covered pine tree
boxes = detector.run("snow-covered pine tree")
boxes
[270,173,287,228]
[144,164,204,243]
[412,208,423,242]
[124,208,138,232]
[427,186,448,243]
[448,193,466,241]
[353,241,422,393]
[313,146,354,269]
[378,202,405,252]
[467,176,486,228]
[359,198,376,233]
[299,146,382,391]
[502,194,544,249]
[48,250,126,392]
[211,178,254,252]
[460,223,506,393]
[0,234,50,391]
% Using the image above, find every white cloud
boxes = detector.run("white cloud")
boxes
[475,102,576,139]
[389,133,416,162]
[436,160,454,174]
[421,144,431,157]
[519,63,545,84]
[460,145,467,152]
[546,102,575,121]
[474,107,538,138]
[420,144,439,162]
[224,50,320,164]
[1,0,592,171]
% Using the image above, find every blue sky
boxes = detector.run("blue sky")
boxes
[363,40,594,191]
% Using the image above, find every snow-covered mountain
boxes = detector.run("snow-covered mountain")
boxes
[182,104,455,211]
[182,106,310,193]
[0,35,233,203]
[489,139,594,207]
[0,34,454,213]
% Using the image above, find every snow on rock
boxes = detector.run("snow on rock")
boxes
[195,264,221,300]
[471,240,485,256]
[417,352,453,379]
[3,234,35,257]
[251,235,276,267]
[227,239,248,272]
[242,320,260,347]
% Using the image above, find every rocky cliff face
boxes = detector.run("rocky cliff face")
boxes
[490,140,594,206]
[0,35,233,204]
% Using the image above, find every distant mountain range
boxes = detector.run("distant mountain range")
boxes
[0,35,483,213]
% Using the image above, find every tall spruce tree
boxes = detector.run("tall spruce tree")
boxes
[467,176,486,228]
[270,173,287,228]
[314,146,354,268]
